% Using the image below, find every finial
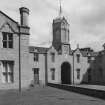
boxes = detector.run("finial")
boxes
[59,0,62,17]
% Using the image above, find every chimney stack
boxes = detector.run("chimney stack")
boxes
[19,7,29,27]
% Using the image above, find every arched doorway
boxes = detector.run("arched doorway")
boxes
[61,62,71,84]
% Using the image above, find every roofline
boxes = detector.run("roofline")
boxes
[29,52,47,54]
[29,46,49,49]
[0,11,18,24]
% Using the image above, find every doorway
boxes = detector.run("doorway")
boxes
[33,68,39,84]
[61,62,71,84]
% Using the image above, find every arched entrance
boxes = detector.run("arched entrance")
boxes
[61,62,71,84]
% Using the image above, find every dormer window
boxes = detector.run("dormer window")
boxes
[2,32,13,48]
[76,54,80,63]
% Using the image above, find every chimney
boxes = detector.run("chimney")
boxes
[19,7,29,27]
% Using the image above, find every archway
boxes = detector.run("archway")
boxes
[61,62,71,84]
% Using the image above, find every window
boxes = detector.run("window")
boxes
[2,61,14,83]
[34,53,39,61]
[77,69,80,79]
[64,30,67,42]
[77,54,80,63]
[88,56,91,63]
[33,68,39,74]
[51,68,55,80]
[2,32,13,48]
[51,53,55,62]
[33,68,39,84]
[64,46,69,54]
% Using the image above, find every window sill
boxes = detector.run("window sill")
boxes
[1,48,14,51]
[2,82,14,84]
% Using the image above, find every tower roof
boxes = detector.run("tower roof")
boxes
[53,16,69,25]
[53,0,69,24]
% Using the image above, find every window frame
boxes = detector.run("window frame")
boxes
[51,68,55,80]
[2,32,13,48]
[33,68,39,74]
[51,53,55,62]
[76,54,80,63]
[77,69,80,79]
[2,61,14,83]
[34,53,39,62]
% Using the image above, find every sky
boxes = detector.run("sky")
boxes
[0,0,105,51]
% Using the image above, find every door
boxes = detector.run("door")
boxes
[61,62,71,84]
[33,68,39,84]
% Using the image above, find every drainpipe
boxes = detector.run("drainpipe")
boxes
[45,53,48,85]
[18,26,21,92]
[73,53,74,85]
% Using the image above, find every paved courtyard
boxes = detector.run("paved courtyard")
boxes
[0,86,105,105]
[73,84,105,91]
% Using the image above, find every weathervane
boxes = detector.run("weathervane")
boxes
[59,0,62,17]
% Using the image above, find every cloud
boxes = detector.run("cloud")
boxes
[0,0,105,51]
[64,0,105,51]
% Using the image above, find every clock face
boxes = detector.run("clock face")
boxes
[64,45,69,54]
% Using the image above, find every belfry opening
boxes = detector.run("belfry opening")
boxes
[61,62,71,84]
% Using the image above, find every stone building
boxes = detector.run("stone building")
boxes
[0,6,104,90]
[0,7,32,89]
[29,13,98,86]
[88,45,105,85]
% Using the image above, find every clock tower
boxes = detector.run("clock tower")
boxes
[52,0,70,54]
[52,16,70,54]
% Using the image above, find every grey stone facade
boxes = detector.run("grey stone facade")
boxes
[0,7,105,90]
[0,7,32,89]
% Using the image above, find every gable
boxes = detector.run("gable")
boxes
[47,46,57,54]
[0,22,15,33]
[0,11,19,33]
[73,48,82,56]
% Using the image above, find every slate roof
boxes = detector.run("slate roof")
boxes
[0,11,18,24]
[80,50,98,57]
[98,50,105,56]
[29,46,99,57]
[77,47,98,57]
[29,46,49,54]
[72,47,98,57]
[53,16,69,24]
